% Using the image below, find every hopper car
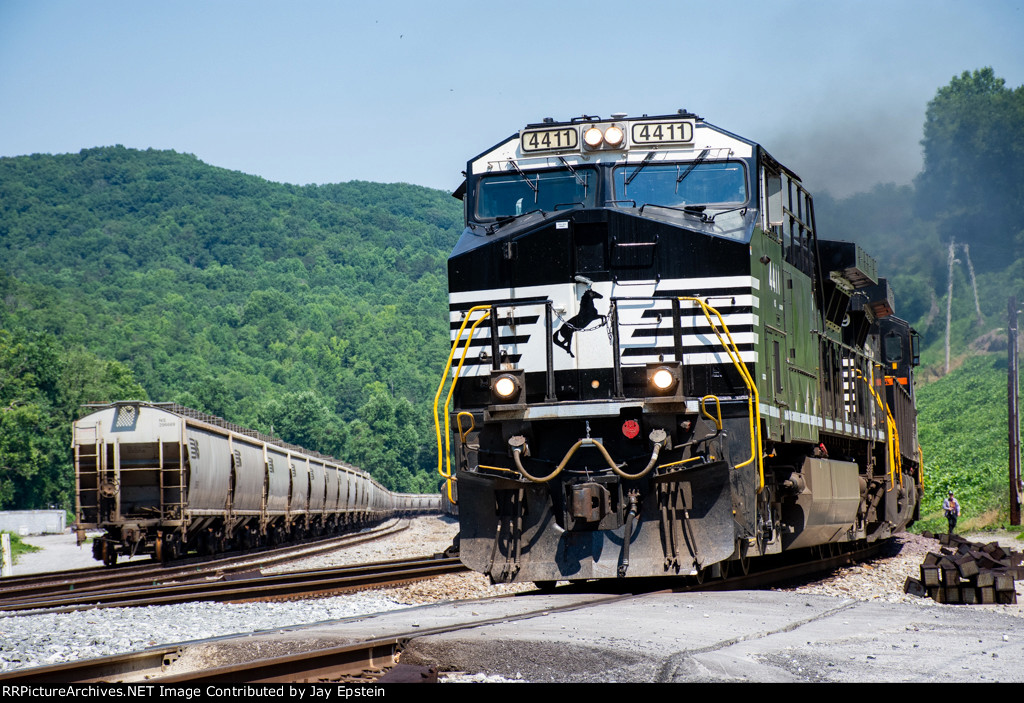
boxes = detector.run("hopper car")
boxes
[74,402,439,565]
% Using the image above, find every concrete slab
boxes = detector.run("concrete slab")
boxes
[399,591,1024,682]
[157,589,1024,683]
[6,530,149,575]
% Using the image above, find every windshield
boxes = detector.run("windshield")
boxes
[613,161,747,209]
[475,167,597,219]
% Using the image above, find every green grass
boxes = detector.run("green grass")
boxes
[1,531,41,562]
[914,353,1023,533]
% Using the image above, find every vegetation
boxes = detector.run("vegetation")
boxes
[1,531,42,562]
[0,320,146,508]
[0,68,1021,525]
[914,355,1023,533]
[1,149,462,503]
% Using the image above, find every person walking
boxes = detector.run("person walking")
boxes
[943,491,961,534]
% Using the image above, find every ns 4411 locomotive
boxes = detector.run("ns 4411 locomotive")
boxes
[435,111,922,585]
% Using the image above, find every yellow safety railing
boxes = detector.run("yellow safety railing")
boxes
[700,394,723,432]
[854,367,902,491]
[433,306,491,505]
[677,297,764,492]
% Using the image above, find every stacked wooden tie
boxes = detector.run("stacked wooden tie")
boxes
[904,532,1023,604]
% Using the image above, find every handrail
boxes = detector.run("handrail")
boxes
[457,411,475,443]
[677,297,764,492]
[433,306,492,504]
[854,368,902,492]
[700,395,723,432]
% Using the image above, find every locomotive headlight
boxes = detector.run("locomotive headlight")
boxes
[490,369,525,404]
[604,125,625,148]
[494,375,518,398]
[583,126,604,149]
[651,368,676,390]
[646,362,681,396]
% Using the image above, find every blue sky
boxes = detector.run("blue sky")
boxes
[1,1,1022,198]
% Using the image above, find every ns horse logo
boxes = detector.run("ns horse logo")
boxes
[552,288,607,358]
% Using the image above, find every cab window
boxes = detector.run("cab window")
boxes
[613,161,746,208]
[475,167,596,220]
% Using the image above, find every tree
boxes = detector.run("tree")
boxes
[915,68,1024,271]
[0,328,145,509]
[256,390,344,459]
[344,382,426,492]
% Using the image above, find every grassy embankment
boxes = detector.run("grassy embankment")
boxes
[915,353,1023,537]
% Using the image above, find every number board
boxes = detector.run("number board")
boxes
[521,127,579,153]
[631,120,694,145]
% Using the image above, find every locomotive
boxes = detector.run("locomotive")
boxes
[74,402,439,565]
[435,111,921,585]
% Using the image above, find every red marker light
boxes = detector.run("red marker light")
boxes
[622,420,640,439]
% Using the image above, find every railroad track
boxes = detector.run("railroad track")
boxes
[0,520,412,608]
[0,591,632,684]
[0,553,465,614]
[0,539,890,683]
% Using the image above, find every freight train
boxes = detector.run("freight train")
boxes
[74,402,439,565]
[435,111,921,585]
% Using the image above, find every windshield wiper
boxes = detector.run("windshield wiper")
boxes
[625,151,656,186]
[506,159,537,194]
[675,148,710,189]
[640,202,746,224]
[487,208,546,233]
[701,204,747,223]
[558,157,588,188]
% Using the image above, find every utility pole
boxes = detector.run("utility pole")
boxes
[945,239,956,374]
[962,243,984,325]
[1010,295,1021,525]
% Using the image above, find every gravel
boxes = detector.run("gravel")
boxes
[3,518,1022,674]
[0,517,527,673]
[776,530,1024,617]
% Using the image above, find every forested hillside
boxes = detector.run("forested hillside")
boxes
[1,68,1021,527]
[813,68,1024,530]
[0,146,462,504]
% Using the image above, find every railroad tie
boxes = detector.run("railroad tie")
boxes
[904,532,1021,605]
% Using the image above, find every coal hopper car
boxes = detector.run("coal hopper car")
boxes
[74,402,439,565]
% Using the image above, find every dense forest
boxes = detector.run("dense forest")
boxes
[1,150,462,503]
[1,68,1022,528]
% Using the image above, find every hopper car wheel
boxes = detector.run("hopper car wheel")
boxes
[102,542,117,567]
[693,567,706,584]
[719,558,730,580]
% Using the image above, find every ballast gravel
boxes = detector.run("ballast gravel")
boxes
[0,517,526,673]
[0,595,407,672]
[3,518,1023,674]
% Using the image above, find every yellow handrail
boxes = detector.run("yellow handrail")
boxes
[457,411,475,443]
[433,306,491,504]
[855,367,902,491]
[678,297,764,492]
[700,394,723,431]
